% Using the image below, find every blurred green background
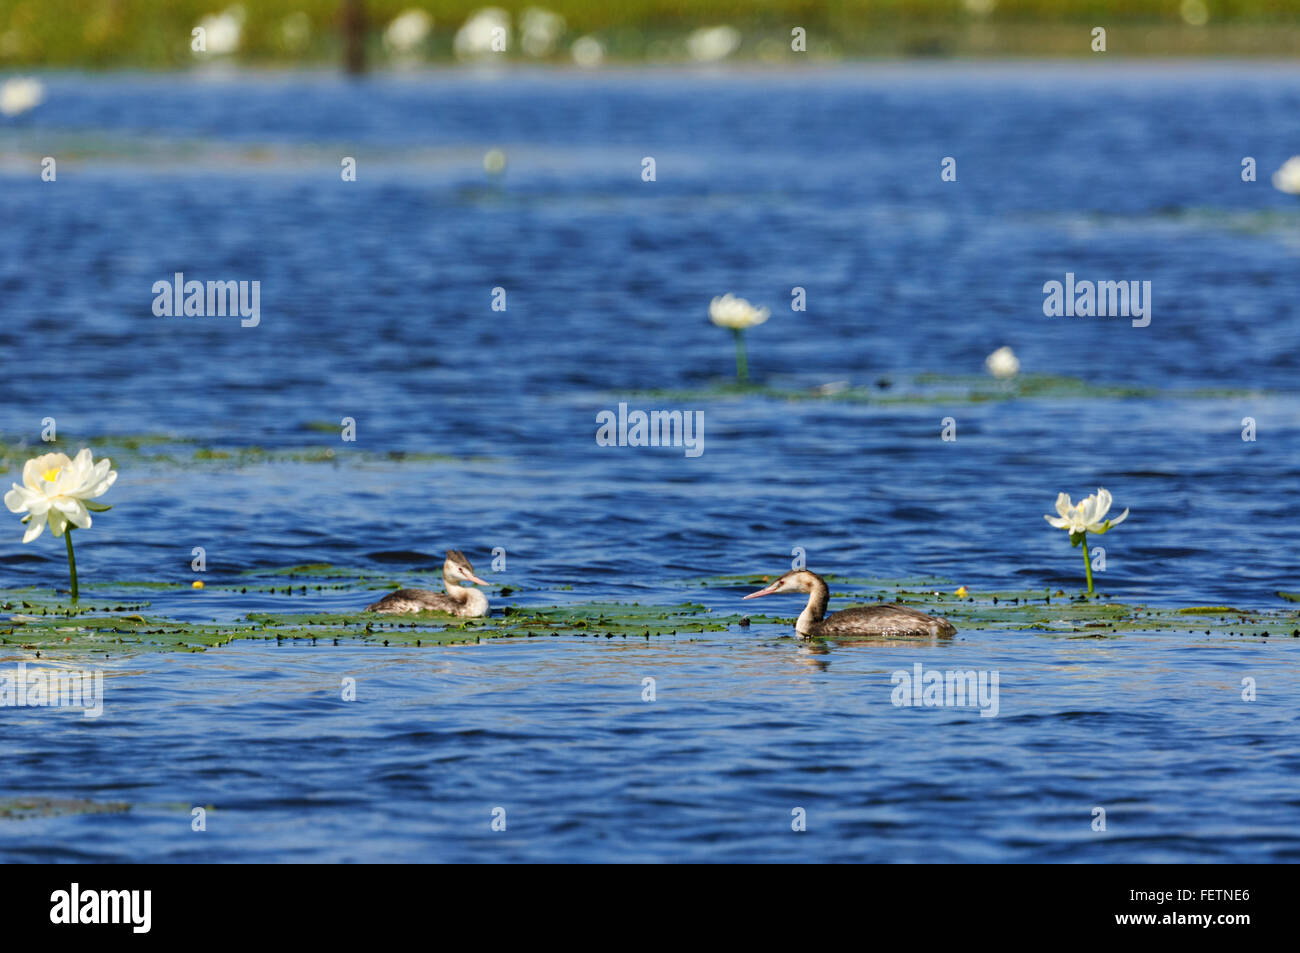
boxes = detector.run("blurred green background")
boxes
[0,0,1297,68]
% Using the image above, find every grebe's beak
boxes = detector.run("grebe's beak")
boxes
[743,580,780,600]
[464,571,489,586]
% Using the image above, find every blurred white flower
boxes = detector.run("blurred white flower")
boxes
[709,293,769,330]
[196,6,244,56]
[0,77,43,117]
[571,35,604,68]
[984,345,1020,379]
[1273,156,1300,195]
[455,8,510,59]
[483,147,506,175]
[711,294,768,383]
[963,0,997,16]
[1044,488,1128,537]
[686,26,740,63]
[384,10,433,54]
[521,8,565,58]
[5,449,117,543]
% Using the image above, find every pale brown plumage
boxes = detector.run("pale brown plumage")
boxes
[743,569,956,638]
[365,550,490,617]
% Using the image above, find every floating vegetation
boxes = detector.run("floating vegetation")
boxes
[0,565,1295,657]
[0,600,774,655]
[629,372,1268,407]
[0,562,782,655]
[689,573,1300,641]
[0,796,131,820]
[0,433,483,471]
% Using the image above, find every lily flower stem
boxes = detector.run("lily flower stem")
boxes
[733,328,748,383]
[65,528,78,601]
[1080,531,1093,595]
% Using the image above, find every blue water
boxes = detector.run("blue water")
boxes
[1,64,1299,862]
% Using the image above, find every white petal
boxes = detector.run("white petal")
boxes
[25,497,50,517]
[87,468,118,498]
[1078,494,1099,526]
[47,509,68,537]
[4,485,32,513]
[22,515,46,543]
[52,497,91,528]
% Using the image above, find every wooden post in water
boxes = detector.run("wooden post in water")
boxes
[341,0,367,75]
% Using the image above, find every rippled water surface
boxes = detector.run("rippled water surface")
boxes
[1,64,1298,862]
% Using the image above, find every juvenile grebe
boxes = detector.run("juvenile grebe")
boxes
[743,569,956,638]
[365,550,490,617]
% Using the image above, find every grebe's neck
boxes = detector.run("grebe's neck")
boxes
[796,575,830,635]
[444,570,488,615]
[443,569,472,602]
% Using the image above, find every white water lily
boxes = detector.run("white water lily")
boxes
[0,77,44,117]
[1045,488,1128,536]
[710,294,769,384]
[454,8,510,59]
[709,293,769,330]
[686,25,740,62]
[384,10,433,54]
[1045,488,1127,594]
[5,449,117,543]
[571,35,604,67]
[984,345,1019,379]
[196,7,244,56]
[1272,156,1300,195]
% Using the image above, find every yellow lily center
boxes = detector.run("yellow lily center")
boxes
[42,467,62,483]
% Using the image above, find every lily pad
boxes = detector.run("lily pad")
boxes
[0,796,131,820]
[626,373,1266,408]
[1,565,1295,656]
[0,432,483,471]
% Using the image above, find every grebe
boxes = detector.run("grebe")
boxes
[743,569,956,638]
[365,550,490,617]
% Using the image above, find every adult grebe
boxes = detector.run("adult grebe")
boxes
[365,550,490,617]
[743,569,956,638]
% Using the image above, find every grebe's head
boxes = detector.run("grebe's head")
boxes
[742,569,821,599]
[444,550,488,586]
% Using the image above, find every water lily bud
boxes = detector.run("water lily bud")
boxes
[984,346,1020,379]
[709,293,770,330]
